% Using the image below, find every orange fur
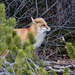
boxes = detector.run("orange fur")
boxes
[14,23,37,44]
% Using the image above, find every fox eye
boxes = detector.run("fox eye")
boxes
[42,25,45,26]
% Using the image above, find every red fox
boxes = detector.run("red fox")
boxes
[14,17,51,48]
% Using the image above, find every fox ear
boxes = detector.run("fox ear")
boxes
[31,17,36,24]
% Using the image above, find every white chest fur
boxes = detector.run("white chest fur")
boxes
[34,32,46,48]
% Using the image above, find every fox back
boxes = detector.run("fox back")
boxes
[14,17,51,48]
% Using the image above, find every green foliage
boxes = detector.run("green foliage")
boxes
[24,45,34,59]
[6,17,16,27]
[0,3,5,13]
[32,53,39,62]
[39,67,48,75]
[63,67,70,75]
[12,30,17,37]
[0,3,56,75]
[5,26,13,34]
[14,35,21,48]
[14,63,19,71]
[14,39,35,74]
[16,69,23,75]
[7,67,13,74]
[6,52,14,62]
[0,3,16,56]
[0,60,2,70]
[39,60,44,68]
[14,35,21,44]
[29,62,35,70]
[0,58,5,70]
[0,3,6,23]
[50,69,57,75]
[22,41,30,50]
[0,42,7,55]
[28,32,36,44]
[23,69,32,75]
[5,34,13,46]
[66,43,75,59]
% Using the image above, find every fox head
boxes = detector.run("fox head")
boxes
[31,17,51,48]
[31,17,51,34]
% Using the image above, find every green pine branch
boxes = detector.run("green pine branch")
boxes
[66,43,75,60]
